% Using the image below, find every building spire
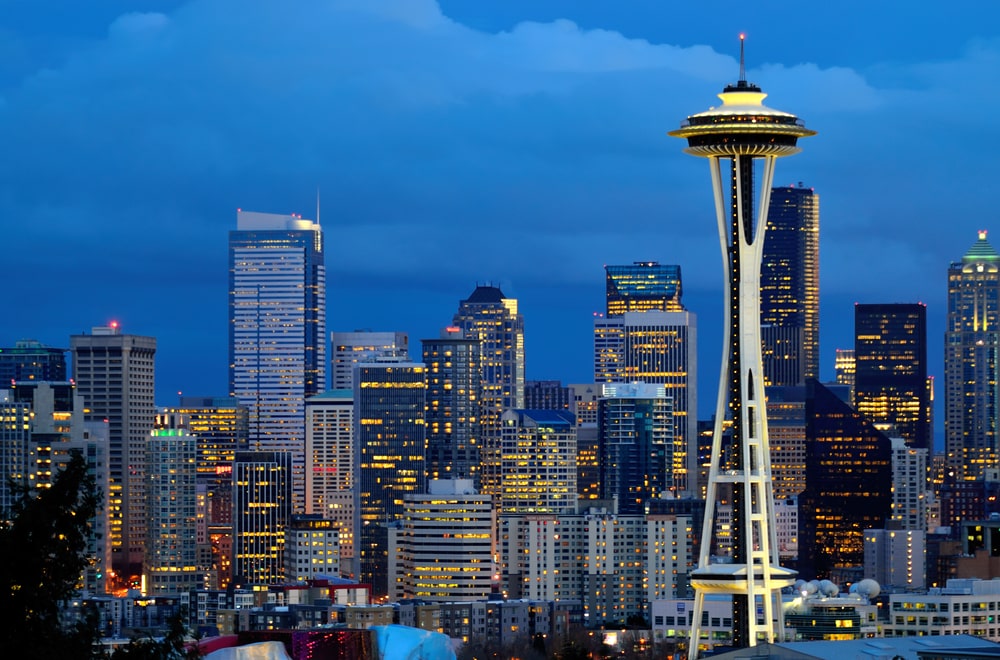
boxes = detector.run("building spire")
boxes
[739,33,746,84]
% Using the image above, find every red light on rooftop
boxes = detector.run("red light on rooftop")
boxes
[109,320,119,329]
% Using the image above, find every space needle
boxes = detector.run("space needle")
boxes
[670,36,815,659]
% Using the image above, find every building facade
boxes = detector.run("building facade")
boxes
[946,232,1000,481]
[422,328,480,482]
[760,184,820,385]
[499,409,577,515]
[229,210,326,514]
[304,389,355,570]
[353,360,427,596]
[594,310,697,496]
[144,413,202,596]
[598,383,675,512]
[71,323,156,578]
[855,303,931,452]
[394,479,493,602]
[451,285,525,498]
[330,331,408,391]
[605,262,684,316]
[799,380,893,580]
[233,451,292,586]
[0,339,67,383]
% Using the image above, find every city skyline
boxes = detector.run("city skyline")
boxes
[3,2,999,446]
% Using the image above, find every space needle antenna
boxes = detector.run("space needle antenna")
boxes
[738,33,746,84]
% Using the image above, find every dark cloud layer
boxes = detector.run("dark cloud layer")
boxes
[1,0,998,437]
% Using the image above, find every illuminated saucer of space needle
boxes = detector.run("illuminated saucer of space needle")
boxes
[669,34,815,157]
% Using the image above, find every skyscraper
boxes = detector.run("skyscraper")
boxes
[229,210,326,514]
[451,285,524,497]
[354,360,427,596]
[670,40,814,654]
[854,303,930,452]
[760,184,820,386]
[798,380,892,580]
[71,323,156,578]
[144,413,201,596]
[594,310,697,496]
[304,389,355,571]
[598,383,674,513]
[422,328,480,482]
[233,450,292,586]
[945,231,1000,480]
[330,331,408,391]
[605,262,683,316]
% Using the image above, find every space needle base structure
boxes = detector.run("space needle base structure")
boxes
[669,38,814,660]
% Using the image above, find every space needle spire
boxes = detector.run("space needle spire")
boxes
[669,37,815,659]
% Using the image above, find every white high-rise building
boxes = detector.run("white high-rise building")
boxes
[229,211,326,514]
[594,310,697,496]
[71,323,156,578]
[891,436,928,531]
[392,479,493,603]
[330,331,408,391]
[864,528,926,592]
[285,515,340,581]
[305,389,355,571]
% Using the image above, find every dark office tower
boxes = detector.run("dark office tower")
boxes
[452,285,524,500]
[422,328,480,482]
[598,383,674,513]
[0,339,67,384]
[354,361,427,596]
[233,451,292,586]
[605,262,683,316]
[760,185,819,386]
[229,211,326,515]
[946,231,1000,481]
[854,303,931,452]
[71,323,156,578]
[524,380,571,410]
[798,380,892,580]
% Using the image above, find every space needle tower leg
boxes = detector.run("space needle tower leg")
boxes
[670,37,814,660]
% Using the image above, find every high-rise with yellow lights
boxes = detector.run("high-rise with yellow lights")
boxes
[946,231,1000,481]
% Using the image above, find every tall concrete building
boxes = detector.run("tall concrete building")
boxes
[144,413,201,596]
[594,310,697,495]
[598,383,675,512]
[451,285,524,498]
[890,436,928,531]
[393,479,493,602]
[422,328,481,482]
[0,389,31,516]
[304,389,355,571]
[233,450,292,586]
[229,210,326,514]
[71,322,156,578]
[854,303,931,452]
[354,360,427,596]
[946,232,1000,480]
[330,331,408,391]
[760,184,820,386]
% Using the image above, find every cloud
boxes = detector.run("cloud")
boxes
[1,0,998,395]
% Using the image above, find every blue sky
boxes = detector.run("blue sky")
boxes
[2,1,997,442]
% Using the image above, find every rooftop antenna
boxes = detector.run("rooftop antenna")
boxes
[738,33,747,85]
[315,187,321,225]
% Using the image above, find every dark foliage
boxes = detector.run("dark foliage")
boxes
[0,451,101,659]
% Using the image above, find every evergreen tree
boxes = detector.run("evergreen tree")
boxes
[0,451,101,659]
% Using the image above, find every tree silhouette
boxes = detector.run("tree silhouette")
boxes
[0,451,101,659]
